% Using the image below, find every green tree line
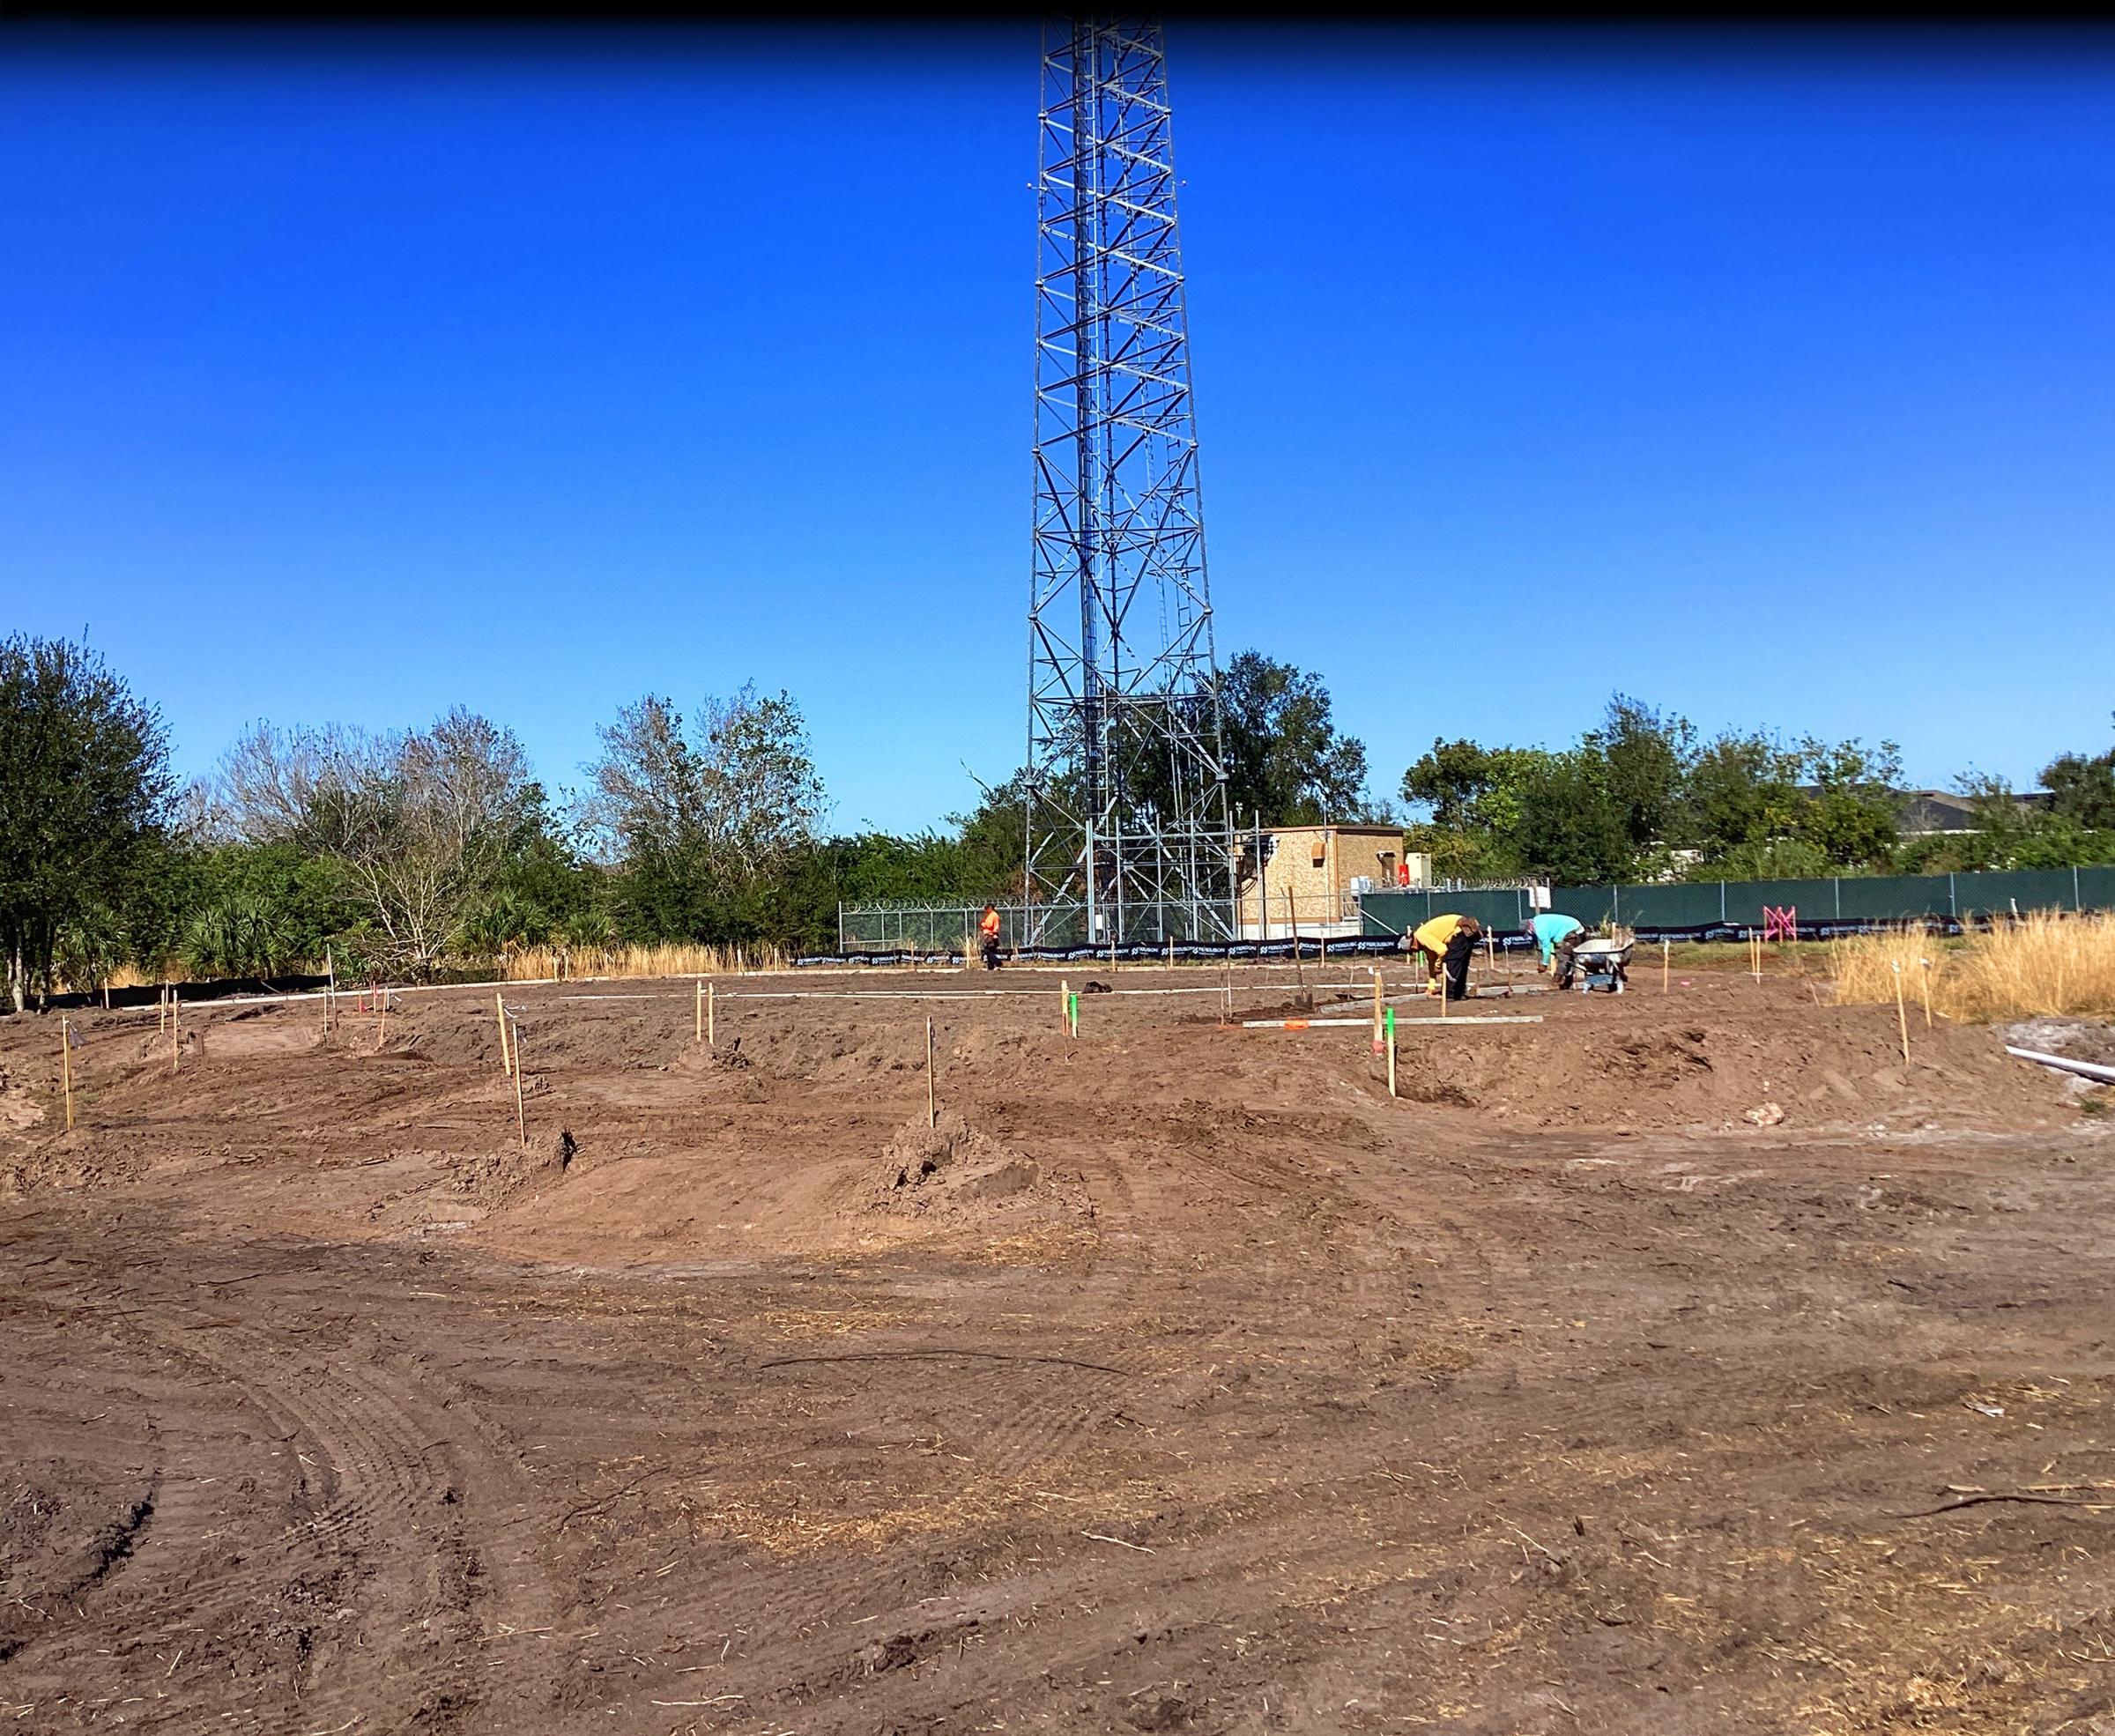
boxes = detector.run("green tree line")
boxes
[4,631,2111,1006]
[0,637,1379,1004]
[1400,696,2115,886]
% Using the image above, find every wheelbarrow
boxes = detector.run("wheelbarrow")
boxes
[1568,937,1633,994]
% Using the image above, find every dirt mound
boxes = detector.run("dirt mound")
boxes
[1379,998,2074,1132]
[130,1028,204,1066]
[393,999,687,1072]
[1228,996,1319,1025]
[762,1021,929,1085]
[666,1035,753,1075]
[0,1063,44,1134]
[868,1110,1089,1234]
[760,1018,1061,1089]
[1602,1027,1715,1090]
[449,1126,579,1208]
[197,1016,321,1059]
[1396,1077,1475,1109]
[877,1110,1039,1206]
[0,1131,137,1200]
[948,1026,1040,1065]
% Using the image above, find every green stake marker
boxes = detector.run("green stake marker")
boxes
[1068,991,1079,1038]
[1384,1005,1397,1098]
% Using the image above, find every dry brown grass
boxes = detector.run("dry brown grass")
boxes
[961,1224,1102,1266]
[1787,1513,2075,1733]
[763,1301,918,1340]
[1834,910,2115,1022]
[679,1471,1161,1558]
[85,942,790,993]
[500,942,788,981]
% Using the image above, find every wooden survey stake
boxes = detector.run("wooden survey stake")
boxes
[496,990,513,1076]
[60,1017,74,1131]
[510,1016,528,1148]
[925,1017,936,1129]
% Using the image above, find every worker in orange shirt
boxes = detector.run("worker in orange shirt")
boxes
[1399,912,1481,1001]
[978,903,1003,971]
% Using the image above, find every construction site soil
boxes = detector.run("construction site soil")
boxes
[4,965,2115,1734]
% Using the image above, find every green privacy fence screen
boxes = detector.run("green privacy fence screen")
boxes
[1361,866,2115,939]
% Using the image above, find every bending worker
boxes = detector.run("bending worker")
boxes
[978,902,1003,971]
[1400,912,1482,1001]
[1524,910,1587,987]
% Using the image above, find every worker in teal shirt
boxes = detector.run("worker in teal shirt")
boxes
[1524,912,1586,981]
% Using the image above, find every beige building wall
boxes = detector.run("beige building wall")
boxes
[1236,825,1407,935]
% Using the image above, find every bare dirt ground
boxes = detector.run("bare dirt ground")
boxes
[4,961,2115,1734]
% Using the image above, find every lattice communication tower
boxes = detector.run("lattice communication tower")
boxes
[1025,16,1236,947]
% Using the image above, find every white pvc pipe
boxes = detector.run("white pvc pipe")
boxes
[104,976,1360,1018]
[2005,1045,2115,1086]
[1242,1013,1544,1030]
[1393,1014,1545,1028]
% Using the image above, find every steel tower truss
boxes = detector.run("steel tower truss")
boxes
[1025,16,1236,947]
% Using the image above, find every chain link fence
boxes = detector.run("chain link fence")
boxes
[836,900,1243,953]
[837,904,1029,954]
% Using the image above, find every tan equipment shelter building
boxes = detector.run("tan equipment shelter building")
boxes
[1236,824,1424,941]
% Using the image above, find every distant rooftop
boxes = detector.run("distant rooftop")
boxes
[1254,821,1402,836]
[1891,788,2053,836]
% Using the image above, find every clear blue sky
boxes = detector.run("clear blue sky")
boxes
[5,26,2112,832]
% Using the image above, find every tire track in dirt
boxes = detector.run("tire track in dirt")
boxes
[960,1362,1132,1480]
[0,1293,351,1731]
[166,1311,566,1731]
[1,1249,566,1732]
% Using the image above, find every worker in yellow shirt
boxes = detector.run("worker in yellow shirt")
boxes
[1401,913,1482,1001]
